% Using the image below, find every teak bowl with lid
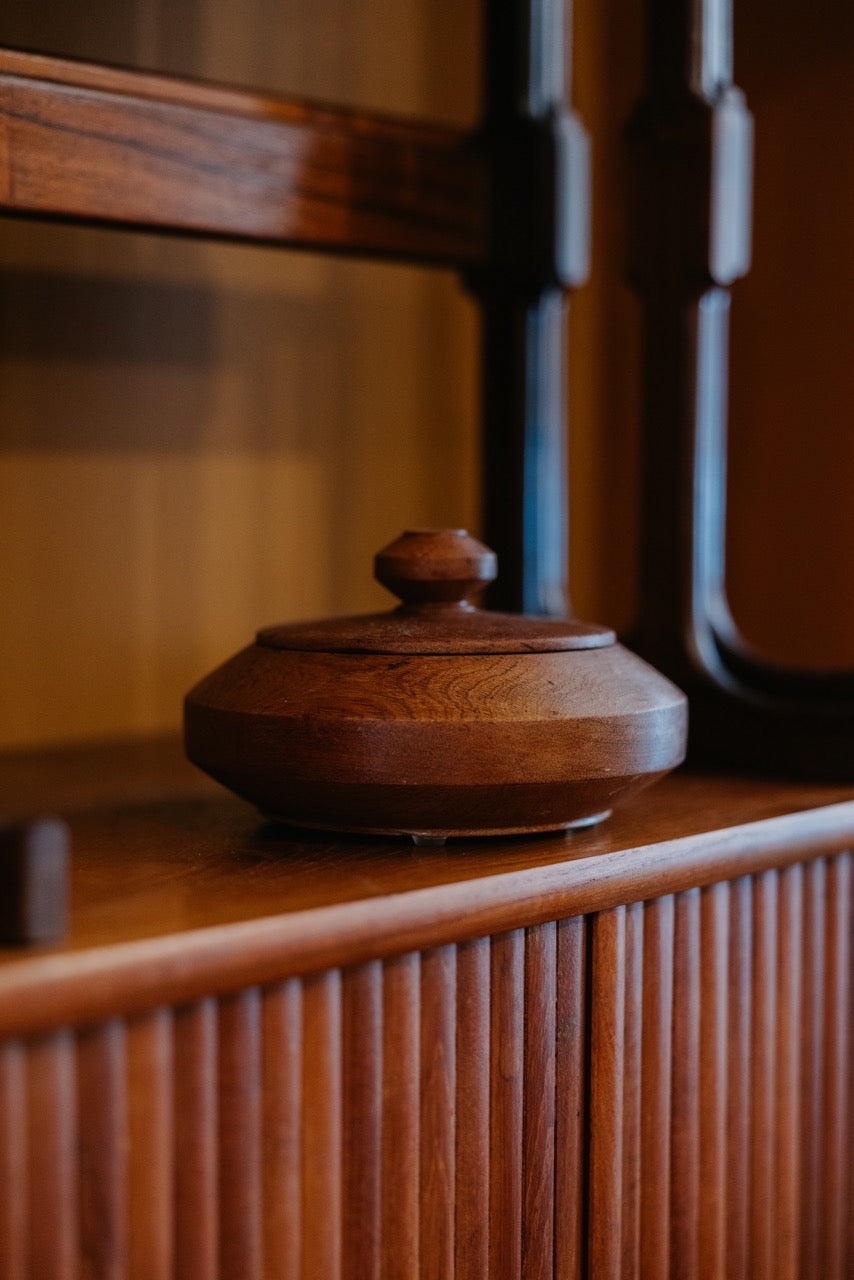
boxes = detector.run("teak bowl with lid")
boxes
[185,529,687,840]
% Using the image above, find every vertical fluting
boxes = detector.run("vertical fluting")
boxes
[342,962,383,1280]
[261,979,302,1280]
[554,916,587,1280]
[774,865,803,1280]
[301,970,343,1280]
[726,877,752,1280]
[126,1008,174,1280]
[174,999,219,1280]
[381,953,420,1280]
[489,930,525,1280]
[522,922,557,1280]
[589,906,626,1280]
[27,1030,78,1280]
[671,889,701,1280]
[218,988,263,1280]
[698,882,729,1280]
[0,1040,27,1280]
[455,938,490,1280]
[799,859,826,1280]
[620,903,644,1279]
[77,1020,128,1280]
[640,896,674,1280]
[749,871,778,1280]
[820,854,852,1279]
[420,946,457,1280]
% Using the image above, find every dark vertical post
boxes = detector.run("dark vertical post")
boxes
[628,0,751,675]
[473,0,589,614]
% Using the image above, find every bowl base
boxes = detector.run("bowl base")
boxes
[261,809,613,842]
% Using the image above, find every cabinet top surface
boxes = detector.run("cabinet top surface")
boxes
[1,736,853,1034]
[2,735,853,949]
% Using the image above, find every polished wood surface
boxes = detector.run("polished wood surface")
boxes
[1,742,852,1276]
[185,529,686,836]
[2,738,854,1040]
[0,47,485,266]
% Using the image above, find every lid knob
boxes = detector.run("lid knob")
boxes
[374,528,497,607]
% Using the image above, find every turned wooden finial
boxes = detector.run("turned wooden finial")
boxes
[374,528,498,608]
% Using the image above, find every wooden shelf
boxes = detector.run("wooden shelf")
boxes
[2,735,853,1035]
[0,47,486,265]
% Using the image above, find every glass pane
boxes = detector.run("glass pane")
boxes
[0,0,480,125]
[0,221,478,749]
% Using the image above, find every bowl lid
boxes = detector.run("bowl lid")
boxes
[257,529,615,656]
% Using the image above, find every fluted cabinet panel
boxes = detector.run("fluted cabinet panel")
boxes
[126,1009,174,1280]
[698,882,729,1280]
[77,1020,128,1280]
[0,853,852,1278]
[260,981,301,1280]
[0,1040,26,1280]
[639,895,673,1280]
[28,1030,78,1280]
[380,953,419,1280]
[454,938,490,1280]
[420,946,457,1280]
[584,856,853,1280]
[553,915,587,1280]
[726,877,753,1280]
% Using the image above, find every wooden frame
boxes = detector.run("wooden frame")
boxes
[0,48,486,265]
[629,0,854,777]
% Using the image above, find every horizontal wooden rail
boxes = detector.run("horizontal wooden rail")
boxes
[1,794,854,1034]
[0,48,487,265]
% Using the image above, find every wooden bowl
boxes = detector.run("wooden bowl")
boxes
[185,529,687,839]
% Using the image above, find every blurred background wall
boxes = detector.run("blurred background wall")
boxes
[1,0,852,749]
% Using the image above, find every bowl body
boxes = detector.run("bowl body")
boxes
[184,641,688,837]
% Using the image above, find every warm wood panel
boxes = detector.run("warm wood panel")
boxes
[342,963,382,1280]
[126,1009,173,1280]
[821,855,852,1278]
[553,915,587,1280]
[0,855,851,1278]
[260,981,301,1280]
[454,937,490,1280]
[639,895,673,1280]
[726,877,752,1280]
[218,989,263,1280]
[77,1020,127,1279]
[300,970,342,1280]
[750,871,778,1280]
[590,905,625,1280]
[774,866,802,1280]
[0,47,485,265]
[621,901,643,1279]
[0,1041,26,1280]
[698,883,728,1280]
[671,890,700,1280]
[522,921,556,1280]
[380,953,419,1280]
[420,946,456,1280]
[27,1031,78,1280]
[172,1000,218,1280]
